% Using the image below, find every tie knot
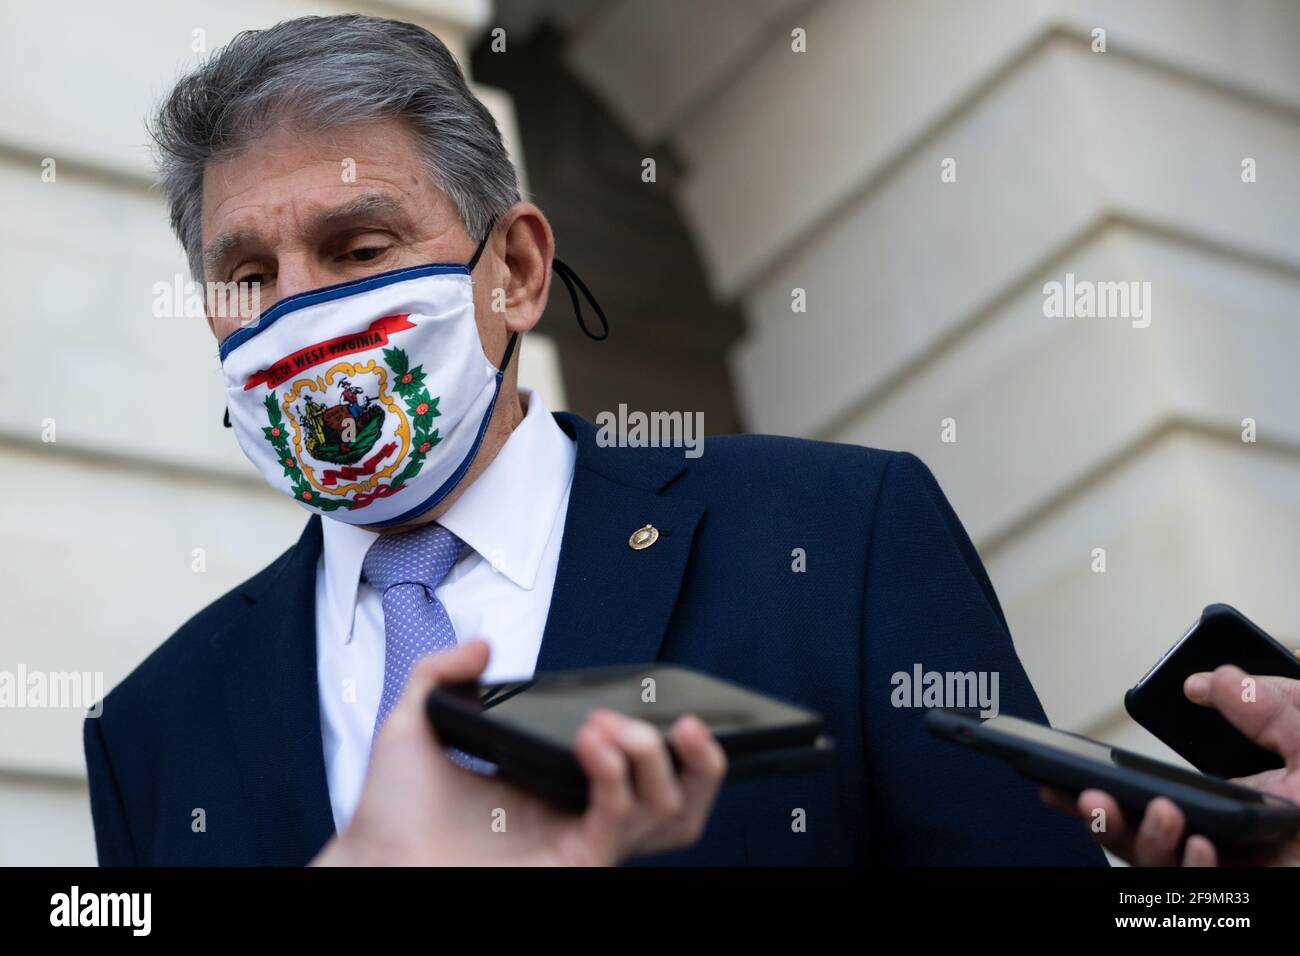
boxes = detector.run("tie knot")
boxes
[362,523,464,595]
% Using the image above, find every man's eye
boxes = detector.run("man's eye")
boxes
[345,246,387,262]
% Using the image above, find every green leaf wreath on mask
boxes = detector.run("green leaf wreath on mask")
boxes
[383,346,442,490]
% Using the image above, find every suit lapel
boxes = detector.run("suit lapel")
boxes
[212,515,336,865]
[537,413,706,670]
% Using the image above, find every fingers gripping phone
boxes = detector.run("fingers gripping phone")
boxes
[1125,604,1300,779]
[926,708,1300,847]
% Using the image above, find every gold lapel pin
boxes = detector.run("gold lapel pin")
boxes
[629,524,659,550]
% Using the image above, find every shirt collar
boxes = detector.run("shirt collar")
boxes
[318,388,576,645]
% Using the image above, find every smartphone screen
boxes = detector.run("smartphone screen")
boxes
[444,664,823,753]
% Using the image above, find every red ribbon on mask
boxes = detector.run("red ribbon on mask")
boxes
[320,442,399,486]
[349,483,406,508]
[243,314,415,390]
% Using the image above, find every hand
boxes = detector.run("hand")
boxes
[1041,665,1300,866]
[311,640,728,866]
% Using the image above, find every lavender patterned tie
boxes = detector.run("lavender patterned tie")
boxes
[363,522,465,737]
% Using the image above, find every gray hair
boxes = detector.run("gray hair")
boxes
[149,14,520,279]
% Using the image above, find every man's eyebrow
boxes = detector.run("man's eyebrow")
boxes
[202,229,259,278]
[201,194,410,277]
[305,193,408,234]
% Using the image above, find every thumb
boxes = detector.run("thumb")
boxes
[1188,671,1300,709]
[1208,665,1300,772]
[382,639,491,740]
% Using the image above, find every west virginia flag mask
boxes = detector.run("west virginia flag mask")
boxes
[219,225,607,528]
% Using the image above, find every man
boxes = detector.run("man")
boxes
[84,14,1104,866]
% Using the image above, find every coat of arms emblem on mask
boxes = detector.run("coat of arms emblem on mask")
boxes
[256,340,442,511]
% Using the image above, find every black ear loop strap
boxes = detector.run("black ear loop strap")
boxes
[493,257,609,376]
[472,216,520,374]
[552,258,609,342]
[223,221,608,426]
[466,221,493,273]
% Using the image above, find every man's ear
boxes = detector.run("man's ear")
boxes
[494,203,554,335]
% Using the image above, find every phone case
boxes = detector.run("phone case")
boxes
[1125,604,1300,779]
[926,708,1300,846]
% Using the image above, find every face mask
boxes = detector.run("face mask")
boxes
[218,226,606,528]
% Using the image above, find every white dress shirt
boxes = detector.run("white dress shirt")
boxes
[314,388,576,831]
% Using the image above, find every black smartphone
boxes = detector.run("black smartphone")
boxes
[926,708,1300,846]
[1125,604,1300,779]
[426,664,834,810]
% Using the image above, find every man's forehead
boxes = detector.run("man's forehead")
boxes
[206,118,421,185]
[201,191,411,272]
[200,119,431,225]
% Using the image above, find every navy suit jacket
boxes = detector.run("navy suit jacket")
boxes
[85,413,1104,865]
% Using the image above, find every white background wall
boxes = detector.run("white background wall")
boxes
[554,0,1300,750]
[0,0,563,865]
